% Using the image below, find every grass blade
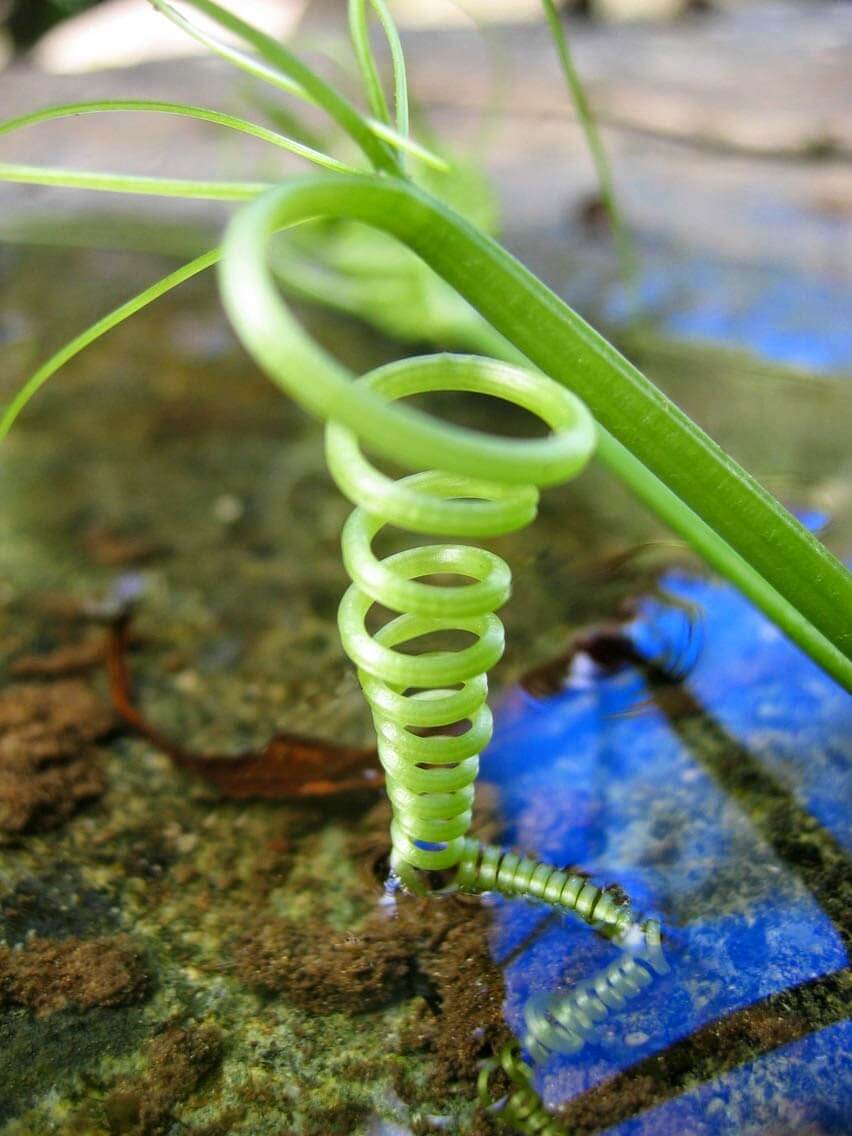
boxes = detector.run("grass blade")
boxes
[349,0,410,137]
[149,0,306,98]
[366,119,449,171]
[0,249,220,438]
[0,163,270,199]
[150,0,401,174]
[0,100,358,175]
[540,0,635,281]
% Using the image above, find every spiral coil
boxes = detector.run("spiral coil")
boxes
[325,355,595,885]
[217,188,595,889]
[523,921,668,1062]
[479,1042,569,1136]
[455,838,642,937]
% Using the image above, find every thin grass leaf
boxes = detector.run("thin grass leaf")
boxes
[349,0,391,127]
[149,0,306,99]
[0,100,358,175]
[540,0,635,282]
[0,249,220,438]
[0,162,270,199]
[366,119,449,171]
[149,0,401,174]
[349,0,409,137]
[145,2,433,169]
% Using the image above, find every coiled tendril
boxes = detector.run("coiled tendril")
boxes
[215,191,595,892]
[328,356,595,886]
[216,186,595,887]
[455,839,643,932]
[479,1042,568,1136]
[480,919,667,1134]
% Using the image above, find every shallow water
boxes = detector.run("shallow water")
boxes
[487,569,851,1133]
[0,243,850,1135]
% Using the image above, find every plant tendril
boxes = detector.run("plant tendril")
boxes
[149,0,402,174]
[0,100,356,175]
[541,0,636,281]
[349,0,410,138]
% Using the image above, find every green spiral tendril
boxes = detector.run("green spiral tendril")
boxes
[325,355,594,883]
[479,1041,568,1135]
[454,839,650,936]
[478,915,666,1132]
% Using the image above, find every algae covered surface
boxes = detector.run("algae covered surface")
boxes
[0,242,625,1136]
[1,243,850,1135]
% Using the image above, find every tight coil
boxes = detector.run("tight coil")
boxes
[479,1042,568,1136]
[455,839,641,937]
[217,189,594,889]
[325,356,594,885]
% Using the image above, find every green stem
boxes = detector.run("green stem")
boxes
[541,0,636,282]
[221,175,852,686]
[0,249,221,439]
[596,434,851,687]
[0,100,356,175]
[0,163,269,199]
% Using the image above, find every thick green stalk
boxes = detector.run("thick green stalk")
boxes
[595,434,851,687]
[219,175,852,683]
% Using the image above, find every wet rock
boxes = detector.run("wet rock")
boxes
[0,863,120,943]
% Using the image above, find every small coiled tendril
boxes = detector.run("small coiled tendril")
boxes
[479,1042,569,1136]
[455,839,643,938]
[479,919,667,1134]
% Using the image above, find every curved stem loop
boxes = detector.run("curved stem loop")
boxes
[218,175,852,686]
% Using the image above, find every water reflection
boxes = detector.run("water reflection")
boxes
[482,568,851,1132]
[523,925,669,1063]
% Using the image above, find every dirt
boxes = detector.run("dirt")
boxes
[0,933,149,1016]
[0,679,115,837]
[235,910,415,1014]
[10,633,108,677]
[236,886,511,1131]
[101,1022,223,1136]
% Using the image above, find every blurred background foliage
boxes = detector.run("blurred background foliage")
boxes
[0,0,730,57]
[2,1,107,50]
